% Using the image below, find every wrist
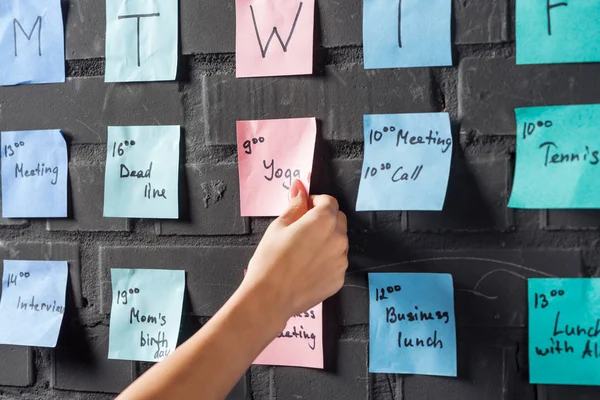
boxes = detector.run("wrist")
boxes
[235,277,289,337]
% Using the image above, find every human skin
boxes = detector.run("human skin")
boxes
[117,180,349,400]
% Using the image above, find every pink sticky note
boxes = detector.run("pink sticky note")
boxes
[235,0,315,78]
[254,304,323,369]
[237,117,317,217]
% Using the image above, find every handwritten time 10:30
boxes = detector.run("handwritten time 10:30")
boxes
[243,136,302,190]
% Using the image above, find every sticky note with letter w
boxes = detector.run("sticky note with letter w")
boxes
[237,117,317,216]
[105,0,178,82]
[363,0,452,69]
[0,0,65,85]
[236,0,315,78]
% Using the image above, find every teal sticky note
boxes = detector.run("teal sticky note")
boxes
[509,105,600,209]
[103,126,180,219]
[356,113,453,211]
[517,0,600,65]
[369,273,457,376]
[0,260,68,347]
[108,268,185,362]
[363,0,452,69]
[1,130,68,218]
[105,0,178,82]
[529,278,600,385]
[0,0,66,85]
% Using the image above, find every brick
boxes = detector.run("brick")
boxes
[403,344,505,400]
[52,324,134,393]
[339,249,582,327]
[453,0,509,44]
[189,64,437,144]
[459,58,600,135]
[0,78,183,143]
[65,0,105,60]
[0,242,83,308]
[274,340,368,400]
[227,375,250,400]
[0,346,33,387]
[181,0,235,54]
[47,165,130,232]
[544,210,600,231]
[538,385,600,400]
[99,246,254,316]
[156,164,249,236]
[407,155,512,232]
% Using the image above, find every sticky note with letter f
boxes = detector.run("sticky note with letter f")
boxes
[0,260,68,347]
[235,0,315,78]
[108,268,185,362]
[369,273,457,376]
[1,130,68,218]
[356,113,453,211]
[363,0,452,69]
[517,0,600,64]
[237,118,317,216]
[105,0,178,82]
[529,278,600,385]
[0,0,65,85]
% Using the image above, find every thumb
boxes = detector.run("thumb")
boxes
[277,179,309,226]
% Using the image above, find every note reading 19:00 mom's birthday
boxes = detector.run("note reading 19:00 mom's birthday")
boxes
[529,278,600,386]
[509,104,600,209]
[356,113,452,211]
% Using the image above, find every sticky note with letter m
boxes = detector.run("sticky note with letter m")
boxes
[0,0,65,86]
[105,0,178,82]
[236,0,315,78]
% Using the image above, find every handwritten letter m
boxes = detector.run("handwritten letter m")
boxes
[236,0,315,78]
[0,0,65,86]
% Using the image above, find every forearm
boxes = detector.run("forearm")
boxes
[117,281,287,400]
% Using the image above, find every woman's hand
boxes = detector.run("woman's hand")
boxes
[243,179,349,321]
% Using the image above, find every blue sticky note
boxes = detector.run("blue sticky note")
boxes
[0,260,68,347]
[103,126,180,219]
[1,130,68,218]
[0,0,65,85]
[509,105,600,209]
[363,0,452,69]
[108,268,185,362]
[529,278,600,385]
[517,0,600,65]
[369,273,457,376]
[105,0,178,82]
[356,113,452,211]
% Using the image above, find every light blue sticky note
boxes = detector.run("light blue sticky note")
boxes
[509,105,600,209]
[369,273,457,376]
[108,268,185,362]
[363,0,452,69]
[1,130,68,218]
[356,113,452,211]
[0,260,68,347]
[517,0,600,65]
[105,0,178,82]
[103,126,180,219]
[529,278,600,385]
[0,0,65,85]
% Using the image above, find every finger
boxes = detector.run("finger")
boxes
[311,195,339,214]
[276,180,309,226]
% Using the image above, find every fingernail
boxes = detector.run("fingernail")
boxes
[288,180,300,201]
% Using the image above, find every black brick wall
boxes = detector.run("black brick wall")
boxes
[1,0,599,399]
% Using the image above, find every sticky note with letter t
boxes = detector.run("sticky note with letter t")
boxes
[0,260,68,347]
[108,268,185,362]
[369,273,457,376]
[0,0,65,85]
[105,0,178,82]
[237,117,317,216]
[1,130,68,218]
[517,0,600,64]
[363,0,452,69]
[235,0,315,77]
[356,113,453,211]
[529,278,600,385]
